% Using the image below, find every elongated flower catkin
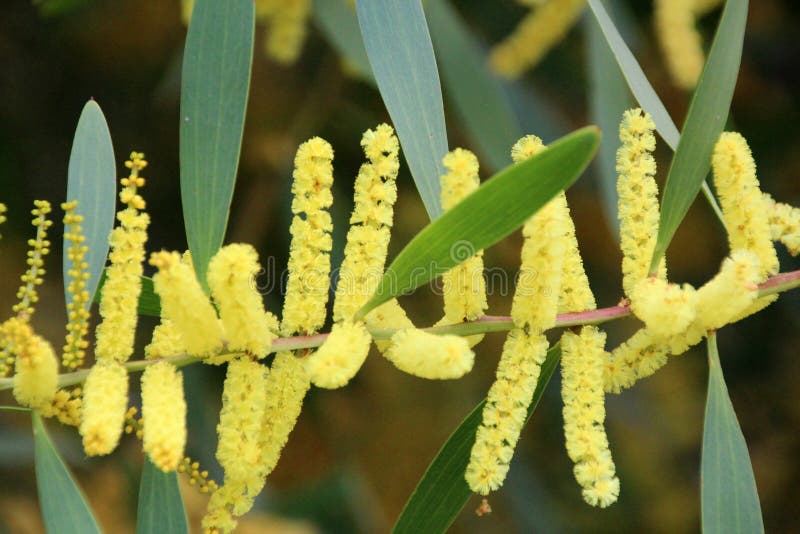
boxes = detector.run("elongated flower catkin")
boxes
[629,277,697,339]
[13,334,58,410]
[80,362,129,456]
[366,299,415,352]
[13,200,52,318]
[559,200,596,314]
[144,319,187,360]
[95,152,149,363]
[561,327,619,507]
[61,201,91,370]
[282,137,334,336]
[764,193,800,256]
[384,329,474,380]
[150,251,223,357]
[306,321,372,389]
[617,109,665,297]
[489,0,586,79]
[603,328,670,394]
[712,132,779,279]
[654,0,705,89]
[257,0,311,64]
[141,361,186,472]
[333,124,400,322]
[208,244,278,357]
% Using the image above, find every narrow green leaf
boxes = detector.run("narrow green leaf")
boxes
[356,0,448,219]
[425,0,521,172]
[356,126,600,318]
[136,458,188,534]
[32,413,102,534]
[65,100,116,310]
[393,344,561,533]
[702,334,764,534]
[94,269,160,317]
[180,0,255,288]
[651,0,748,269]
[313,0,373,82]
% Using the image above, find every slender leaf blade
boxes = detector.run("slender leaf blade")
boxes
[393,344,561,533]
[356,126,600,318]
[94,269,160,317]
[180,0,255,288]
[652,0,748,268]
[65,100,116,310]
[702,334,764,533]
[32,413,102,534]
[356,0,448,219]
[313,0,373,82]
[136,458,188,534]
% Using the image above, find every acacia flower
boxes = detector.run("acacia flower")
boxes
[305,320,372,389]
[366,299,414,353]
[150,251,223,357]
[208,244,279,357]
[489,0,586,79]
[13,200,53,318]
[764,193,800,256]
[561,326,619,507]
[95,152,150,363]
[61,201,91,370]
[141,361,186,472]
[654,0,705,89]
[144,319,187,360]
[384,328,474,380]
[79,361,129,456]
[12,332,58,410]
[629,277,697,339]
[40,387,82,427]
[257,0,311,65]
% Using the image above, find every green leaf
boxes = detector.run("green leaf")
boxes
[313,0,373,82]
[425,0,521,172]
[94,269,160,317]
[356,0,448,219]
[393,344,561,533]
[180,0,255,289]
[651,0,748,268]
[65,100,116,311]
[32,413,102,534]
[136,458,188,534]
[356,126,600,318]
[702,334,764,534]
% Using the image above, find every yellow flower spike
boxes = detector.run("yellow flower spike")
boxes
[202,482,241,534]
[466,329,549,495]
[603,328,670,394]
[40,387,82,427]
[333,123,400,322]
[305,320,372,389]
[262,0,311,64]
[764,193,800,256]
[150,251,223,357]
[13,200,53,318]
[0,316,32,378]
[365,299,415,352]
[141,361,187,472]
[282,137,335,337]
[208,244,278,357]
[384,328,475,380]
[629,277,697,339]
[489,0,586,79]
[654,0,705,89]
[617,108,665,297]
[692,250,761,331]
[79,361,129,456]
[12,334,58,410]
[144,319,187,360]
[561,326,620,508]
[61,201,91,370]
[712,132,779,279]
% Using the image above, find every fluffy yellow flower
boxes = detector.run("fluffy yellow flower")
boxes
[202,482,241,534]
[208,244,278,357]
[12,333,58,410]
[603,328,669,394]
[617,108,665,296]
[333,124,400,322]
[61,201,91,370]
[712,132,779,279]
[384,328,474,380]
[144,319,187,360]
[561,327,619,507]
[630,277,697,339]
[691,250,761,332]
[282,137,334,336]
[489,0,586,79]
[257,0,311,64]
[365,299,415,352]
[141,361,186,472]
[80,361,129,456]
[150,251,223,357]
[764,193,800,256]
[654,0,705,89]
[305,321,372,389]
[13,200,53,318]
[40,388,82,427]
[466,329,549,494]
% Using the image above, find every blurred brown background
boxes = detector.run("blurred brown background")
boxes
[1,0,799,532]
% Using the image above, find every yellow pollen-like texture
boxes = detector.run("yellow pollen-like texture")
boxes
[144,319,187,360]
[61,201,91,370]
[559,197,596,314]
[440,149,488,324]
[603,328,671,394]
[365,299,415,353]
[80,362,129,456]
[630,277,697,339]
[282,137,334,336]
[150,251,223,357]
[333,124,400,322]
[712,132,779,279]
[561,327,619,507]
[466,329,549,494]
[306,321,372,389]
[141,361,186,472]
[654,0,705,89]
[384,328,474,380]
[764,193,800,256]
[13,334,58,410]
[257,0,311,64]
[208,244,278,357]
[617,108,664,297]
[692,250,761,331]
[489,0,586,79]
